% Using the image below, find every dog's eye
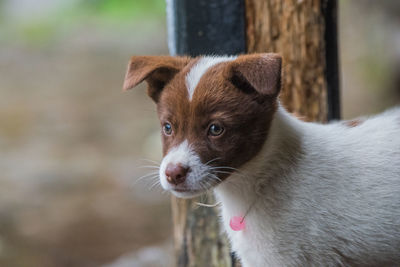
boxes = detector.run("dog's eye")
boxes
[163,123,172,135]
[208,123,224,136]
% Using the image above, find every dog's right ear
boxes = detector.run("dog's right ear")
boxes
[225,53,282,98]
[123,56,190,102]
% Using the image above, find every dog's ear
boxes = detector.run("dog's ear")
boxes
[225,53,282,97]
[123,56,190,102]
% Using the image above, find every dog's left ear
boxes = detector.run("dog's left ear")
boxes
[225,53,282,97]
[123,56,190,102]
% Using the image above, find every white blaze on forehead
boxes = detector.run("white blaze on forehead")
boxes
[185,56,237,101]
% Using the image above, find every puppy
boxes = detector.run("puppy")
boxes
[123,54,400,266]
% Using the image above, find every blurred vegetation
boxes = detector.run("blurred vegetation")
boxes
[0,0,4,18]
[0,2,170,266]
[0,0,166,47]
[80,0,166,21]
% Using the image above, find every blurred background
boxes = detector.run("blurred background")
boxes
[0,0,399,266]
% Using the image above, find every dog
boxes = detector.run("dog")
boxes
[123,54,400,266]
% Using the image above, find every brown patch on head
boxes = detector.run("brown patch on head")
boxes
[344,119,364,128]
[123,53,282,181]
[156,53,282,180]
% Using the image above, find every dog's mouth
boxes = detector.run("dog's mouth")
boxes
[160,165,234,198]
[168,173,225,198]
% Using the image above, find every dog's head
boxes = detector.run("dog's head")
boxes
[124,54,282,198]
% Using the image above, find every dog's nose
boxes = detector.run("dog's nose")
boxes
[165,163,189,185]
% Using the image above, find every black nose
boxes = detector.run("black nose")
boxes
[165,163,189,185]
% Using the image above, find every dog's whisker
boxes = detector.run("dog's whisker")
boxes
[149,180,161,191]
[138,165,160,170]
[135,171,159,180]
[212,170,234,175]
[204,157,222,166]
[208,173,222,182]
[133,172,160,185]
[209,166,247,176]
[199,180,208,191]
[209,166,246,176]
[212,169,247,179]
[211,168,246,177]
[139,158,161,165]
[136,176,160,188]
[201,178,215,192]
[210,166,238,171]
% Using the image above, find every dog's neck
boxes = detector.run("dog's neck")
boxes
[214,104,306,220]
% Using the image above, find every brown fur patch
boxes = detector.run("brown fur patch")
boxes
[124,54,282,181]
[225,53,282,97]
[344,119,363,128]
[156,54,281,180]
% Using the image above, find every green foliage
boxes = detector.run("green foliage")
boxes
[0,0,166,47]
[360,54,391,93]
[78,0,166,21]
[0,0,4,22]
[17,22,58,46]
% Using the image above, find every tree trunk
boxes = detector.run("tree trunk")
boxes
[245,0,339,122]
[169,0,339,266]
[171,196,232,267]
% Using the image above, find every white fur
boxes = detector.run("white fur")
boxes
[214,105,400,266]
[185,56,236,100]
[159,140,217,198]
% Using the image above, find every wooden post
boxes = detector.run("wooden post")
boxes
[166,0,339,266]
[245,0,340,121]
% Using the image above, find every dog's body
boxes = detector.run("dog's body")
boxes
[124,54,400,266]
[216,105,400,266]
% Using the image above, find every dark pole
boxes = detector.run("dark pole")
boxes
[167,0,246,56]
[323,0,341,120]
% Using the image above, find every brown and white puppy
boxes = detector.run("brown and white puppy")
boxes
[123,54,400,266]
[124,54,280,198]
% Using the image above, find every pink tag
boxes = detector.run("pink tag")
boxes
[229,216,245,231]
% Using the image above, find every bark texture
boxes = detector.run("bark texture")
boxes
[246,0,329,122]
[172,196,233,267]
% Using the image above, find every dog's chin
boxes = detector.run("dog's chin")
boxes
[170,188,206,199]
[165,175,225,199]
